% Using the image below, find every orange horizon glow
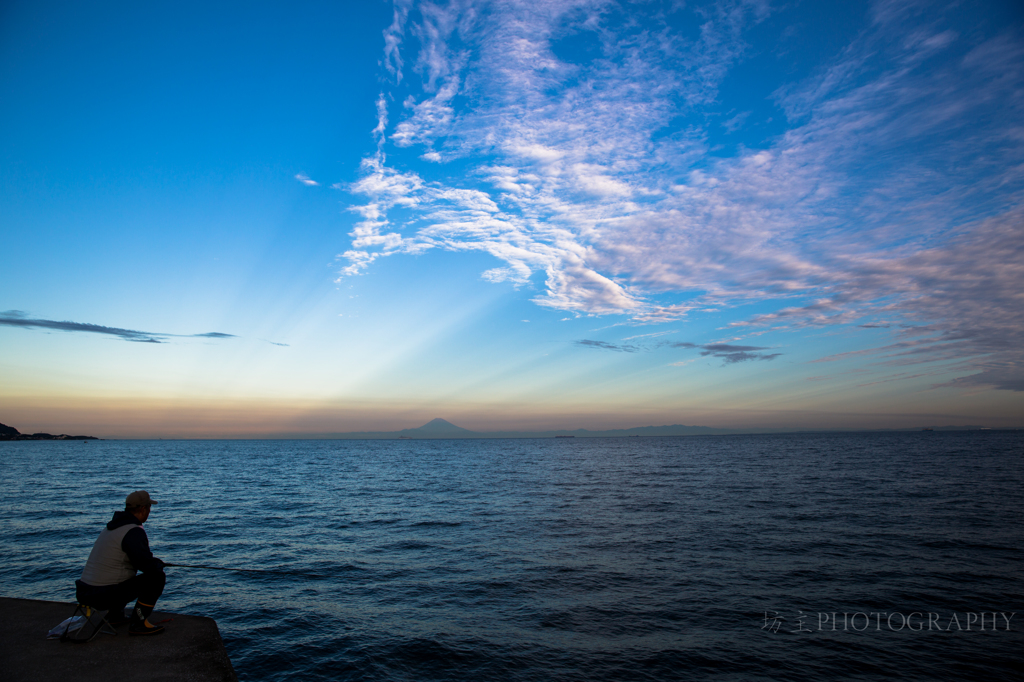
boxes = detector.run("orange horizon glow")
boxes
[2,394,1021,439]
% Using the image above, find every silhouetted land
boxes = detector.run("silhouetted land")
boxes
[0,422,97,441]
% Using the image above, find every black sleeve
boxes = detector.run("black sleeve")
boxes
[121,526,164,573]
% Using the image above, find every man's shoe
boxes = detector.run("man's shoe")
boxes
[128,620,165,636]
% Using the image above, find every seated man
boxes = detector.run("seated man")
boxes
[76,490,167,636]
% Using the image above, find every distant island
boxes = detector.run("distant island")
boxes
[0,422,98,441]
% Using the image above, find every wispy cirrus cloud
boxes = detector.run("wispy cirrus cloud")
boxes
[337,0,1024,389]
[341,0,771,315]
[295,173,319,186]
[0,311,237,344]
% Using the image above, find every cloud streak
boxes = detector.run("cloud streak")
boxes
[673,341,781,365]
[576,339,639,353]
[577,338,781,364]
[0,311,237,344]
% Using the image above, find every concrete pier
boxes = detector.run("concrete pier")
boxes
[0,597,237,682]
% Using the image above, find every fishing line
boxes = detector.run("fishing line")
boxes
[164,563,330,579]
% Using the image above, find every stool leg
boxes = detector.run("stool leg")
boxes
[59,604,86,642]
[61,604,117,642]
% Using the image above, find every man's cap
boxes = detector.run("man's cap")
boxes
[126,490,158,507]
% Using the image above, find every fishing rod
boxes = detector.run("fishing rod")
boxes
[164,562,331,579]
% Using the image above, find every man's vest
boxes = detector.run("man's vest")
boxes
[80,524,139,586]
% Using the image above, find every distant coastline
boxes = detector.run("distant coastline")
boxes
[0,422,98,441]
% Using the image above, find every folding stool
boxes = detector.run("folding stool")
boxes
[60,603,118,643]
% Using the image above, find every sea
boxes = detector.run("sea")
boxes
[1,431,1021,681]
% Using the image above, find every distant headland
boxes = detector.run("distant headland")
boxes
[0,422,98,441]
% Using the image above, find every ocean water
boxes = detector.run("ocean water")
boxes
[1,432,1021,681]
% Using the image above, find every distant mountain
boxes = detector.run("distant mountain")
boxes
[399,418,476,435]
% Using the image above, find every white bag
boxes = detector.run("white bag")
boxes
[47,615,86,639]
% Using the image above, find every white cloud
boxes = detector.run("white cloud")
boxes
[512,144,565,163]
[350,156,423,206]
[295,173,319,186]
[372,94,388,149]
[382,0,411,82]
[391,80,458,147]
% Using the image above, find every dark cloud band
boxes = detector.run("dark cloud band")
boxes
[576,339,639,353]
[0,311,236,344]
[579,338,781,364]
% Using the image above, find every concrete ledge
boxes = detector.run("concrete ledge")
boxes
[0,597,237,682]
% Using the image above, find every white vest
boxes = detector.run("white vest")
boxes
[80,524,138,586]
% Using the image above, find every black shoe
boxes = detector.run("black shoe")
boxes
[128,620,165,636]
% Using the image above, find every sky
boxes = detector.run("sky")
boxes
[1,0,1022,437]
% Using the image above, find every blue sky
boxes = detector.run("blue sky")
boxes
[2,0,1022,436]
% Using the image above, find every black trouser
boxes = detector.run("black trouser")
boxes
[76,571,165,615]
